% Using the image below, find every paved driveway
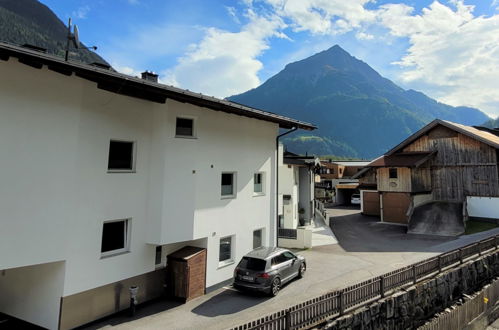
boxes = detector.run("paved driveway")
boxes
[84,207,499,330]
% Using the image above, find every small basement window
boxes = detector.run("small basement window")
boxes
[175,117,195,137]
[155,246,162,266]
[389,168,398,179]
[108,140,135,172]
[254,172,264,195]
[219,236,233,266]
[101,219,131,258]
[221,172,236,197]
[253,229,263,249]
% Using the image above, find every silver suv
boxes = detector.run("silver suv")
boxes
[233,247,306,296]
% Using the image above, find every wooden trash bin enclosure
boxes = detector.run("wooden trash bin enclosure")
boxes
[167,246,207,302]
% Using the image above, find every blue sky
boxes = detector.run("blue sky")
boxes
[40,0,499,118]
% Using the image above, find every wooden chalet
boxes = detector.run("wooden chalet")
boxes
[356,119,499,234]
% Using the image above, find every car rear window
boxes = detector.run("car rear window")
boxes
[238,257,266,271]
[352,194,360,198]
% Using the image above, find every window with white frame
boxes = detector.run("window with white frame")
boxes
[219,236,233,265]
[175,117,195,138]
[254,172,264,195]
[108,140,135,172]
[221,172,236,197]
[253,229,263,249]
[101,219,131,257]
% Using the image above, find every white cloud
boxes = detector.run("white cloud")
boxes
[165,10,287,98]
[72,6,90,19]
[113,65,143,78]
[377,1,499,116]
[225,6,241,24]
[263,0,376,35]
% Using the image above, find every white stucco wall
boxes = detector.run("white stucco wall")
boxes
[279,162,299,229]
[0,57,279,320]
[467,196,499,219]
[0,261,65,330]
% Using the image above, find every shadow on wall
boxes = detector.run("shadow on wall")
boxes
[76,298,183,330]
[329,210,456,253]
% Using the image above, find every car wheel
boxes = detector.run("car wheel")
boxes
[298,262,306,278]
[270,277,281,296]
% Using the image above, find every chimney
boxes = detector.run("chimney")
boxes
[141,71,158,83]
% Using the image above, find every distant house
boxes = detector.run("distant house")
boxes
[0,42,315,329]
[356,119,499,235]
[277,145,320,248]
[317,160,370,204]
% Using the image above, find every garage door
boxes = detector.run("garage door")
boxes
[362,191,380,216]
[382,192,411,224]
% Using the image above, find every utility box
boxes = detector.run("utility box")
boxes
[167,246,207,302]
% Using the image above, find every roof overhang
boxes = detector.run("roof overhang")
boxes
[0,42,316,131]
[367,151,436,168]
[386,119,499,155]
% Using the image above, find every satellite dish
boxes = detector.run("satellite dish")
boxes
[73,25,80,49]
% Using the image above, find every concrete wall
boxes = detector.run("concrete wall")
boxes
[60,268,166,330]
[0,58,279,327]
[467,196,499,220]
[0,261,65,330]
[278,228,312,249]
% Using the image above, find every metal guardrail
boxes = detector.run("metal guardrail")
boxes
[231,235,499,330]
[278,228,298,239]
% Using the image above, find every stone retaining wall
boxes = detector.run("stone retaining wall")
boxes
[320,251,499,330]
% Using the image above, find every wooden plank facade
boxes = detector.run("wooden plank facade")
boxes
[360,121,499,225]
[401,125,499,201]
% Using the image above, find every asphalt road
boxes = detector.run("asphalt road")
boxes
[84,207,499,330]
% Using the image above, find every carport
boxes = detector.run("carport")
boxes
[335,183,359,205]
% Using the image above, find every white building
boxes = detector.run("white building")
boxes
[0,43,315,329]
[277,145,319,248]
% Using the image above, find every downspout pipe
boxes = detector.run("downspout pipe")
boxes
[275,127,298,246]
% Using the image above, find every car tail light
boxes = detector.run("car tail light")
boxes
[258,273,270,279]
[234,267,240,276]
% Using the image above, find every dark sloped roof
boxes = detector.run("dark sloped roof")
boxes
[386,119,499,155]
[0,42,316,130]
[367,151,436,167]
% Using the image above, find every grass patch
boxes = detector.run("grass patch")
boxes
[465,220,499,235]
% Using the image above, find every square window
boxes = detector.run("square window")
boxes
[253,229,263,249]
[108,140,135,171]
[155,246,162,265]
[389,168,398,179]
[221,172,236,197]
[175,117,194,137]
[254,173,264,194]
[219,236,233,264]
[101,219,131,257]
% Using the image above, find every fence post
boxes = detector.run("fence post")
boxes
[459,248,463,264]
[380,276,385,298]
[285,309,291,330]
[339,291,345,315]
[438,256,442,273]
[412,265,417,284]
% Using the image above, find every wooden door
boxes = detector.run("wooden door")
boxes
[382,192,411,224]
[362,191,380,216]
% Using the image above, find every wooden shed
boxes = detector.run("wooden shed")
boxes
[167,246,206,302]
[356,119,499,230]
